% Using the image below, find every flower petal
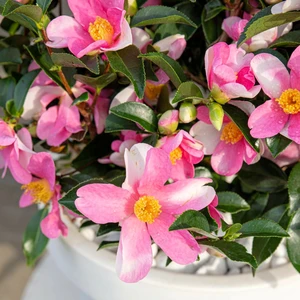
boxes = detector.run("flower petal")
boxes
[94,97,110,134]
[288,113,300,144]
[221,82,261,99]
[19,191,33,208]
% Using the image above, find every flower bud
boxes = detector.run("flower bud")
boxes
[208,103,224,131]
[158,110,179,135]
[211,86,229,105]
[179,102,197,123]
[125,0,138,16]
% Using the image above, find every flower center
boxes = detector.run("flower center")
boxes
[276,89,300,114]
[220,122,243,144]
[88,17,114,44]
[169,147,182,165]
[144,82,164,101]
[22,179,53,204]
[134,195,162,224]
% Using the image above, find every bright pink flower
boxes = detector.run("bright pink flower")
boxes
[19,152,67,239]
[46,0,132,58]
[158,130,204,181]
[0,122,33,184]
[75,144,216,282]
[205,42,261,103]
[248,47,300,144]
[190,101,260,176]
[98,130,143,167]
[208,195,222,228]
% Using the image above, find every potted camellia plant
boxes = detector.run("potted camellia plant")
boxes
[1,0,300,299]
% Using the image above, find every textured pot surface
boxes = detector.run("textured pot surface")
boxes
[48,218,300,300]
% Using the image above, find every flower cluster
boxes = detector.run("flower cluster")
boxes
[1,0,300,284]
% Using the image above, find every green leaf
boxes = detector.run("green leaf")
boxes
[140,52,186,88]
[223,103,259,152]
[288,163,300,213]
[5,99,18,117]
[239,218,289,238]
[199,240,258,269]
[238,6,300,46]
[36,0,52,14]
[269,30,300,48]
[73,73,117,90]
[252,205,290,267]
[59,178,105,214]
[223,223,242,241]
[0,47,22,65]
[97,240,119,250]
[201,7,222,45]
[51,53,100,75]
[23,208,49,266]
[131,5,197,28]
[266,134,292,158]
[72,92,89,106]
[106,45,145,99]
[287,209,300,273]
[143,133,158,147]
[204,0,226,21]
[97,223,120,236]
[14,69,40,112]
[217,192,250,214]
[105,113,141,133]
[169,210,218,239]
[208,102,224,131]
[238,158,288,193]
[0,77,15,107]
[172,81,205,104]
[110,102,158,133]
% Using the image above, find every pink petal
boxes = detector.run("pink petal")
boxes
[75,184,134,223]
[132,28,151,51]
[248,100,288,138]
[288,114,300,144]
[0,121,15,146]
[116,215,152,283]
[211,140,245,176]
[222,17,246,41]
[221,82,261,99]
[110,85,136,109]
[94,97,110,134]
[37,106,58,141]
[250,53,290,99]
[290,70,300,91]
[214,64,237,87]
[196,106,212,124]
[16,128,32,151]
[170,159,194,181]
[282,0,300,12]
[208,196,222,228]
[19,191,33,208]
[244,140,259,164]
[148,213,200,264]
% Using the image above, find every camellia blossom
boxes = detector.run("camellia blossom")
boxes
[0,122,33,184]
[248,46,300,144]
[19,152,68,239]
[205,42,261,103]
[75,144,216,282]
[272,0,300,13]
[46,0,132,58]
[158,130,204,181]
[190,101,260,176]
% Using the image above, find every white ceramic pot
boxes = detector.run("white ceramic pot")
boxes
[48,218,300,300]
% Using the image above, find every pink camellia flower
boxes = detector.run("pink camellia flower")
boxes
[0,122,33,184]
[75,144,216,282]
[205,42,261,103]
[20,152,68,239]
[190,101,260,176]
[222,14,291,52]
[98,130,143,167]
[272,0,300,13]
[158,130,204,181]
[28,61,54,87]
[248,46,300,144]
[46,0,132,58]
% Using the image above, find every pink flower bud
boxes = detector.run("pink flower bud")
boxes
[158,110,179,135]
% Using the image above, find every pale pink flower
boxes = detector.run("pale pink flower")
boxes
[28,61,54,87]
[205,42,261,103]
[158,130,204,181]
[98,130,143,167]
[19,152,68,239]
[46,0,132,58]
[248,46,300,144]
[75,144,216,282]
[0,122,33,184]
[272,0,300,13]
[190,101,260,176]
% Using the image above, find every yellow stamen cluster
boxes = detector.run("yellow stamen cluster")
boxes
[220,122,243,144]
[134,195,162,224]
[169,147,183,165]
[276,89,300,114]
[88,17,114,44]
[21,179,53,204]
[144,82,164,101]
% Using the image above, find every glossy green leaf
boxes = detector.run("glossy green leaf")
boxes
[98,240,119,250]
[23,208,49,266]
[14,69,40,112]
[223,103,259,152]
[5,99,18,117]
[269,30,300,48]
[288,162,300,213]
[201,7,222,45]
[110,102,158,133]
[107,45,145,99]
[199,240,258,269]
[238,6,300,46]
[105,113,141,133]
[131,5,197,28]
[217,192,250,214]
[36,0,52,14]
[72,92,89,106]
[223,223,242,241]
[0,47,22,65]
[204,0,226,21]
[73,73,117,90]
[172,81,205,104]
[97,223,120,237]
[266,134,292,158]
[169,210,218,239]
[0,77,15,107]
[140,52,186,88]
